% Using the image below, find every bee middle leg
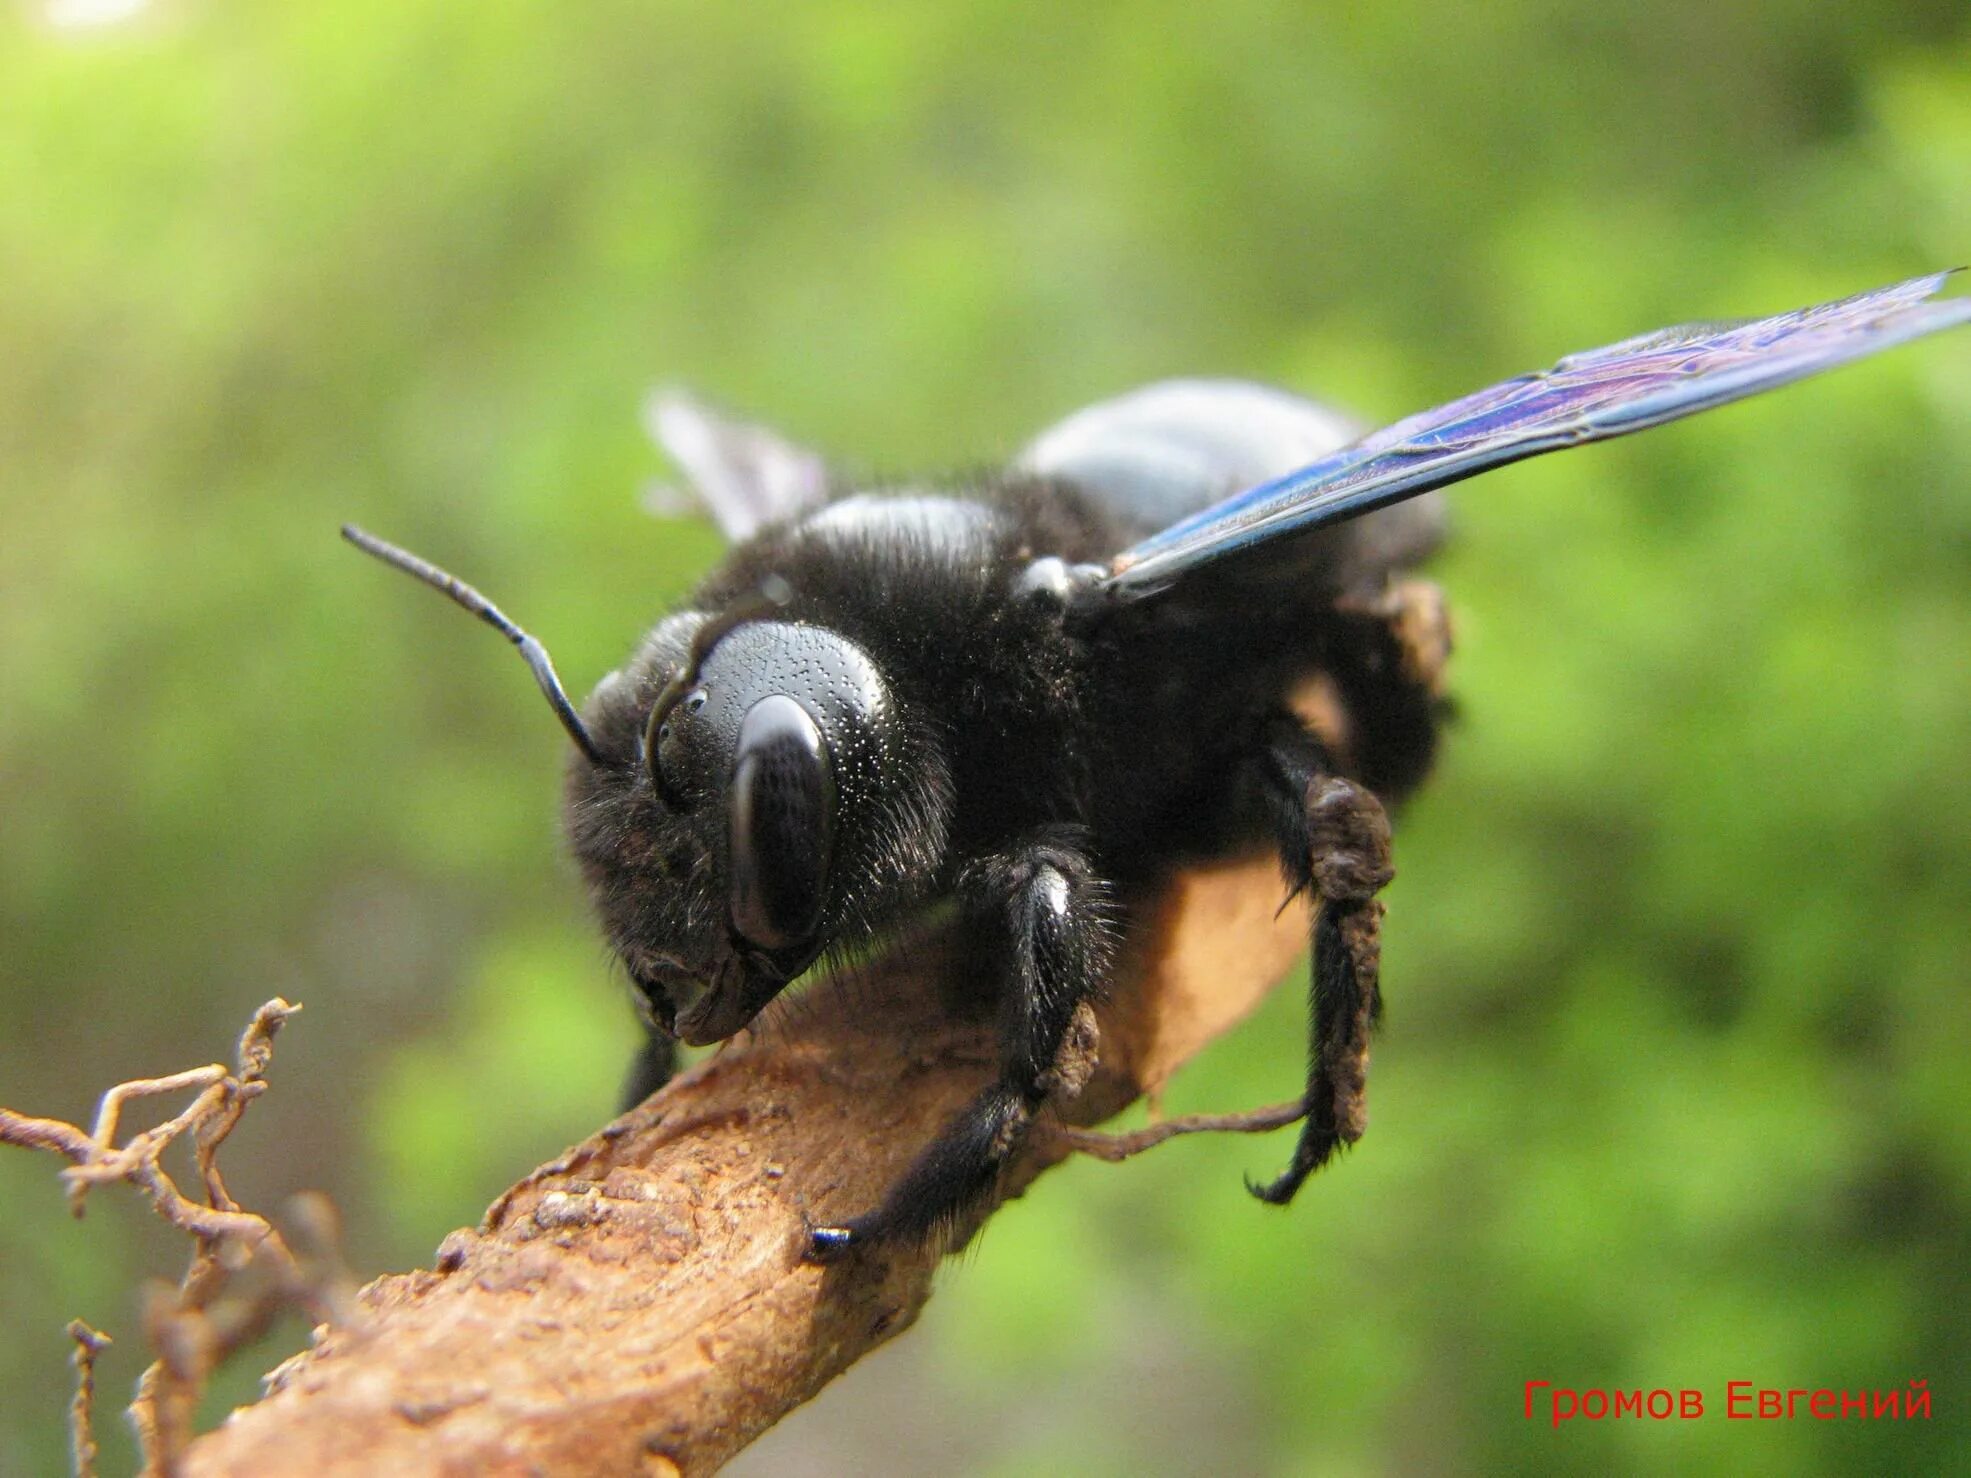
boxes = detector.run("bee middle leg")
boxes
[807,829,1109,1260]
[1249,714,1394,1205]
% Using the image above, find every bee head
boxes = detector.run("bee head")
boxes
[338,527,950,1049]
[567,608,949,1046]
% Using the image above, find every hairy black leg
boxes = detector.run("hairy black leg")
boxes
[618,1029,679,1112]
[1327,578,1453,801]
[808,831,1109,1260]
[1250,716,1394,1205]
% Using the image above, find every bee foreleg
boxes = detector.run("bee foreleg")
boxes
[617,1028,679,1113]
[1249,717,1393,1205]
[806,829,1109,1260]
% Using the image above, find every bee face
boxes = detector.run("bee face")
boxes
[567,615,944,1045]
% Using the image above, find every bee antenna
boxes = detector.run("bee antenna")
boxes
[341,524,605,766]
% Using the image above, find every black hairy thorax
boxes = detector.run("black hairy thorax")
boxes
[610,475,1394,901]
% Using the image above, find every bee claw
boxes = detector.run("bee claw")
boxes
[805,1223,859,1263]
[1245,1169,1301,1205]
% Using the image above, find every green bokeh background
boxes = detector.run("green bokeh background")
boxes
[3,3,1969,1473]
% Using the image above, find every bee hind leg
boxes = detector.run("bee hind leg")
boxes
[1248,716,1393,1205]
[1326,577,1453,801]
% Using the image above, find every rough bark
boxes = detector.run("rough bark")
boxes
[184,853,1309,1476]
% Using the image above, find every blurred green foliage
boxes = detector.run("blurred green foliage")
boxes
[3,1,1969,1472]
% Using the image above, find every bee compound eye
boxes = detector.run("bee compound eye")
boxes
[728,695,835,950]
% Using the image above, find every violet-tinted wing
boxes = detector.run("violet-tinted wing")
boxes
[1101,272,1971,599]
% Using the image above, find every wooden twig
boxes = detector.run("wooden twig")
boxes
[179,853,1314,1475]
[66,1321,111,1478]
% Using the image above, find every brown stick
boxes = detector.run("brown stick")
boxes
[183,854,1311,1476]
[67,1321,111,1478]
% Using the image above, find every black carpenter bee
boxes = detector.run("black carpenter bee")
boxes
[347,272,1968,1259]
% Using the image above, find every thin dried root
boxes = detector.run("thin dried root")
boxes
[0,999,343,1476]
[67,1320,111,1478]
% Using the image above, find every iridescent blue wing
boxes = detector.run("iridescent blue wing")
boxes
[1098,272,1971,601]
[1016,379,1366,539]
